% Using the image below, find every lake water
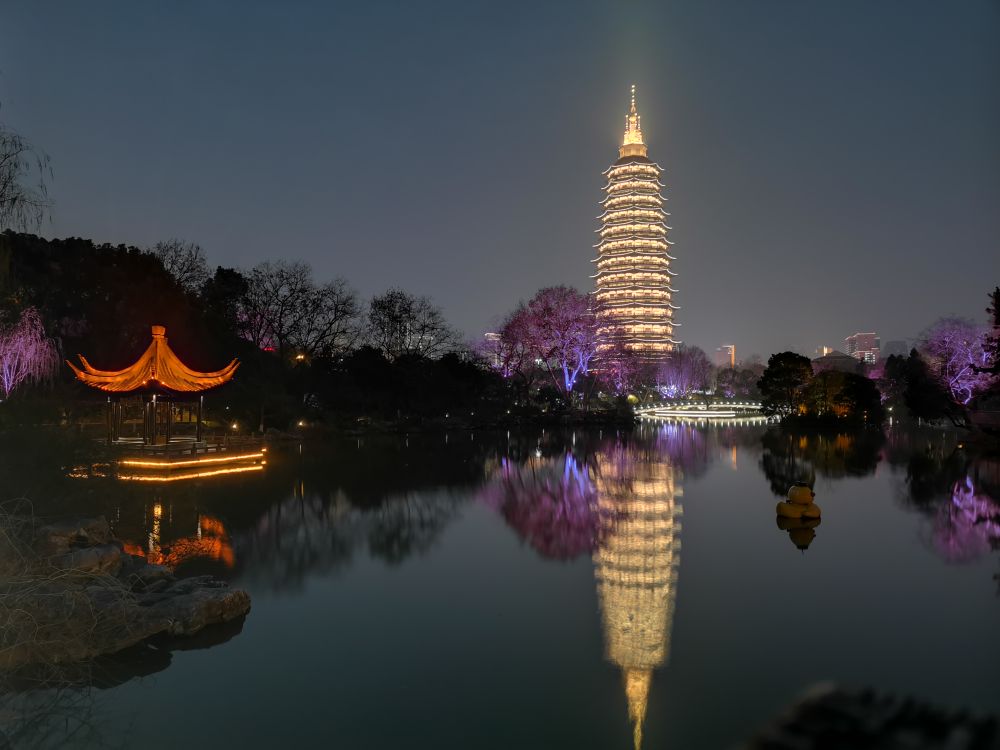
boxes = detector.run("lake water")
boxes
[7,424,1000,749]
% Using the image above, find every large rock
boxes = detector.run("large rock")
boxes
[2,524,251,671]
[52,543,123,575]
[34,516,113,556]
[142,577,252,636]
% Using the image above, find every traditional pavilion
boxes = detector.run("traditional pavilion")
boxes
[68,325,239,445]
[593,86,681,362]
[592,446,682,750]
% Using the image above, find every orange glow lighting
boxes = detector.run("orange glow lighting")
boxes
[118,464,264,482]
[119,452,265,468]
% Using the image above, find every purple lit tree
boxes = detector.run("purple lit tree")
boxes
[480,305,533,381]
[522,286,596,398]
[656,344,712,398]
[979,286,1000,378]
[0,307,59,399]
[599,332,645,396]
[918,318,994,405]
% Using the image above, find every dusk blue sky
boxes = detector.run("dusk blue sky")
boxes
[1,1,997,359]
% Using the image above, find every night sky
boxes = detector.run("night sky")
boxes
[2,1,997,359]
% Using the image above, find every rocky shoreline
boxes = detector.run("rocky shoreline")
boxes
[0,515,250,672]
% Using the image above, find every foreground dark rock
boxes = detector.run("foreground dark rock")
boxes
[1,516,250,671]
[745,683,1000,750]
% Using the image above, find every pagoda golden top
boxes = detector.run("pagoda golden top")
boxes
[620,84,648,159]
[67,325,239,394]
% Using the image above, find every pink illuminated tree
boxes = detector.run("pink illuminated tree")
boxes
[979,286,1000,378]
[656,344,712,398]
[918,318,994,405]
[600,332,644,396]
[480,304,533,381]
[523,286,596,398]
[0,307,59,399]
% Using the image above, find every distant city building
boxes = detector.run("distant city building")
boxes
[815,345,834,358]
[593,86,679,363]
[845,332,880,365]
[882,339,909,358]
[812,350,863,374]
[714,344,735,369]
[483,332,501,368]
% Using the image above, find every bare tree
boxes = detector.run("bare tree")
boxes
[365,288,457,360]
[151,239,209,294]
[238,261,361,359]
[240,261,316,357]
[293,278,362,358]
[0,123,51,232]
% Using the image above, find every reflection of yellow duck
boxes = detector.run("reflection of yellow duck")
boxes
[776,484,822,550]
[776,516,821,550]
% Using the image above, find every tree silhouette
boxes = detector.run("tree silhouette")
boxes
[758,352,813,416]
[0,122,51,232]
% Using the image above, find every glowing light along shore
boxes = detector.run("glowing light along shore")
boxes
[593,86,680,362]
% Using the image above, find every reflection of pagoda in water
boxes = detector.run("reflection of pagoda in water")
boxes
[592,447,682,750]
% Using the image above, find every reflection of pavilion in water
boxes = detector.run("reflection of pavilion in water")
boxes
[120,502,235,569]
[592,446,682,750]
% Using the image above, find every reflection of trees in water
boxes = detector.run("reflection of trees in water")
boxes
[649,422,708,478]
[759,428,885,496]
[890,436,1000,568]
[931,476,1000,563]
[230,486,464,591]
[1,617,247,749]
[0,682,115,750]
[225,436,497,588]
[478,453,612,560]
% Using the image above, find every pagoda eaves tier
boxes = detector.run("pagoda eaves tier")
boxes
[68,325,239,394]
[593,85,680,363]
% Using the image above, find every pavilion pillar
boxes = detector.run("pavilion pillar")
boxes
[106,397,113,446]
[151,395,158,445]
[196,396,204,443]
[165,400,172,444]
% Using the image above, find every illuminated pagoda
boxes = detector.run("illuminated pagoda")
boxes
[593,86,680,362]
[592,447,682,750]
[68,325,239,445]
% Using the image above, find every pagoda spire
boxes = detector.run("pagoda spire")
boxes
[620,84,647,158]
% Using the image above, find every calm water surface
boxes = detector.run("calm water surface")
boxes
[10,424,1000,749]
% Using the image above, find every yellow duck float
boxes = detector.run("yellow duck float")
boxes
[776,483,822,550]
[776,482,821,519]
